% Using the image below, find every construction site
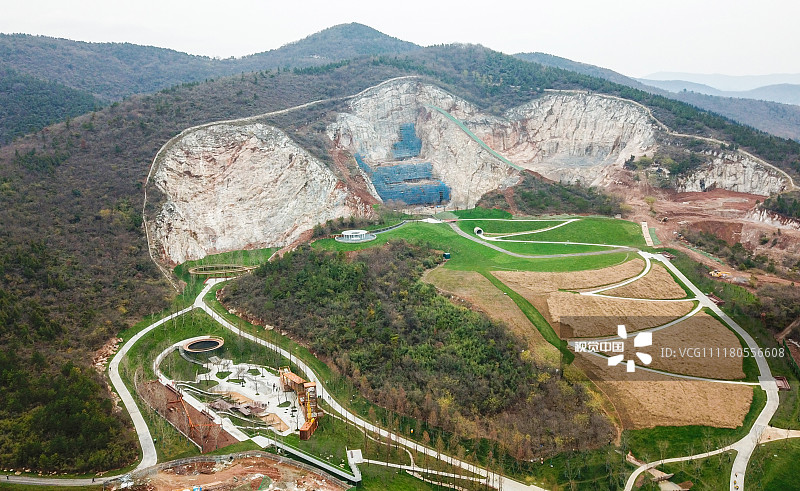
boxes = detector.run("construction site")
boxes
[355,123,450,206]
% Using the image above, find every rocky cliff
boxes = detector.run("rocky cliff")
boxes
[148,122,369,265]
[472,92,658,186]
[329,82,658,197]
[327,80,520,209]
[676,154,789,196]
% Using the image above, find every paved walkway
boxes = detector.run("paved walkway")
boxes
[759,425,800,443]
[641,221,654,247]
[624,253,779,491]
[196,279,546,491]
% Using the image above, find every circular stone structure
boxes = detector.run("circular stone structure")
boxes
[182,336,225,353]
[335,229,377,243]
[474,227,483,235]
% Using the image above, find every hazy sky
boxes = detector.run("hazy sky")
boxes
[2,0,798,78]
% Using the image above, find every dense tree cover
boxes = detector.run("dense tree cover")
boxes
[0,62,412,471]
[220,241,613,457]
[1,37,798,471]
[0,67,101,144]
[763,191,800,219]
[477,172,623,216]
[0,352,137,472]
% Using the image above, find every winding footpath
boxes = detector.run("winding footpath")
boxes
[5,221,781,490]
[622,253,779,491]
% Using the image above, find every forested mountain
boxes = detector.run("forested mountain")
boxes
[0,24,419,102]
[2,35,800,472]
[517,52,800,141]
[0,67,101,144]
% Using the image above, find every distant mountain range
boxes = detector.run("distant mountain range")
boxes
[638,78,800,106]
[2,23,800,144]
[516,52,800,141]
[642,72,800,92]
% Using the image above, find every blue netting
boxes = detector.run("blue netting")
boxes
[355,133,449,205]
[371,162,449,205]
[392,123,422,160]
[354,153,372,175]
[372,162,433,183]
[374,181,450,205]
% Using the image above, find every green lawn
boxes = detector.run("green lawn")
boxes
[504,217,646,247]
[624,386,767,461]
[490,241,616,256]
[456,218,567,235]
[639,450,734,490]
[771,379,800,429]
[313,221,636,272]
[746,438,800,490]
[451,207,512,219]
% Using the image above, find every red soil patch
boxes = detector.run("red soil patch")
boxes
[139,381,239,453]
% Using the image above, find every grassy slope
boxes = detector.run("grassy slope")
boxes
[746,438,800,490]
[313,221,635,272]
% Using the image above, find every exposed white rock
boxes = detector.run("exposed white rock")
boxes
[327,80,518,209]
[471,92,657,186]
[676,155,789,196]
[745,208,800,231]
[150,123,368,265]
[329,82,658,200]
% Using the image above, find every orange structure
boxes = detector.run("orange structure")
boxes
[279,367,322,439]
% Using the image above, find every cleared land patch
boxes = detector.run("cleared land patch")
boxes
[602,262,688,299]
[493,258,645,293]
[423,267,560,366]
[575,353,752,429]
[599,311,745,380]
[548,293,695,338]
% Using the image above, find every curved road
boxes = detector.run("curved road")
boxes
[623,253,779,491]
[6,222,778,490]
[447,221,635,258]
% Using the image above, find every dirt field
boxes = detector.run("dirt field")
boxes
[598,311,745,380]
[493,258,645,293]
[575,353,752,429]
[142,456,346,491]
[424,267,560,365]
[603,263,688,300]
[547,293,695,338]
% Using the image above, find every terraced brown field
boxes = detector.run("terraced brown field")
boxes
[575,353,752,429]
[493,258,645,294]
[547,293,695,338]
[603,263,687,300]
[599,311,745,380]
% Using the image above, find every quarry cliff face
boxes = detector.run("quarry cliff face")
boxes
[149,123,368,265]
[328,82,658,199]
[327,80,519,209]
[676,154,789,196]
[474,93,657,186]
[147,79,791,267]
